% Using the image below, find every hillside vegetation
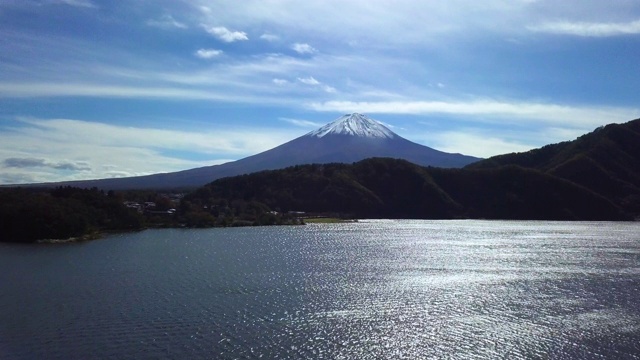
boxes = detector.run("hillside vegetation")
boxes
[469,118,640,215]
[0,186,301,243]
[0,187,144,243]
[196,157,628,221]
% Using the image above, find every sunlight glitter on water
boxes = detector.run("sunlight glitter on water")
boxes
[1,220,639,359]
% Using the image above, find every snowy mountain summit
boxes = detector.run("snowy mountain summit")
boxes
[307,113,396,139]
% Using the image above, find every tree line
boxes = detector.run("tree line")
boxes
[0,186,300,243]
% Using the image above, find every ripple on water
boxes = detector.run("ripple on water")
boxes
[0,221,639,359]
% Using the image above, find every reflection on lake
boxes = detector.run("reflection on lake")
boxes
[1,220,639,359]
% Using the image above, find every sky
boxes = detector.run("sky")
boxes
[1,0,639,184]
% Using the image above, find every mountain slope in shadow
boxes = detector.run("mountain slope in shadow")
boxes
[469,118,640,215]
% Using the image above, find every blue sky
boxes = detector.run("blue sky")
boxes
[1,0,639,184]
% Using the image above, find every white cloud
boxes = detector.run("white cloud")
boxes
[0,82,291,105]
[279,117,323,128]
[529,19,640,37]
[260,33,279,41]
[291,43,318,54]
[147,14,188,29]
[50,0,96,8]
[420,131,536,158]
[0,47,359,102]
[297,76,337,93]
[0,117,304,184]
[4,157,91,171]
[203,26,249,42]
[411,123,596,158]
[309,100,640,128]
[272,78,288,85]
[297,76,320,85]
[190,0,550,48]
[322,85,337,93]
[195,48,223,59]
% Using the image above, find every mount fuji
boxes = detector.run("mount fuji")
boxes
[48,113,481,189]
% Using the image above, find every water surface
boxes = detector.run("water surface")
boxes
[1,220,639,359]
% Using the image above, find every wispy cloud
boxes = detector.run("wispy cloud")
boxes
[4,157,91,171]
[414,124,595,158]
[322,85,337,93]
[297,76,336,93]
[0,117,305,184]
[291,43,318,54]
[203,26,249,42]
[260,33,279,42]
[194,48,223,59]
[309,100,640,128]
[0,82,291,105]
[297,76,320,86]
[419,131,536,158]
[529,19,640,37]
[147,14,187,29]
[279,117,323,128]
[49,0,96,8]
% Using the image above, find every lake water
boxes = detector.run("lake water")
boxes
[1,220,639,359]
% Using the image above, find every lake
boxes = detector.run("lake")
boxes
[1,220,639,359]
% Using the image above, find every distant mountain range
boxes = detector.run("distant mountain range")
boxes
[37,113,480,190]
[188,117,640,220]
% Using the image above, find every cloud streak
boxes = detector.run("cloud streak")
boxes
[260,33,279,42]
[4,157,91,171]
[203,26,249,42]
[297,76,320,86]
[297,76,336,93]
[291,43,318,54]
[195,48,223,59]
[0,82,293,106]
[51,0,96,8]
[309,100,640,128]
[0,117,306,184]
[529,19,640,37]
[147,14,188,29]
[278,117,323,128]
[421,131,535,158]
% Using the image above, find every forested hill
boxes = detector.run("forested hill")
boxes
[0,187,144,243]
[468,118,640,216]
[197,157,630,221]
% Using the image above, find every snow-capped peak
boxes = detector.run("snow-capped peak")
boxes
[306,113,396,139]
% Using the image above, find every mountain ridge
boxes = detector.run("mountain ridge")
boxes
[191,157,628,220]
[468,118,640,215]
[26,113,480,190]
[181,117,640,220]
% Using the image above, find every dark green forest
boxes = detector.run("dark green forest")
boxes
[0,187,144,243]
[469,119,640,216]
[0,186,301,243]
[197,158,629,221]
